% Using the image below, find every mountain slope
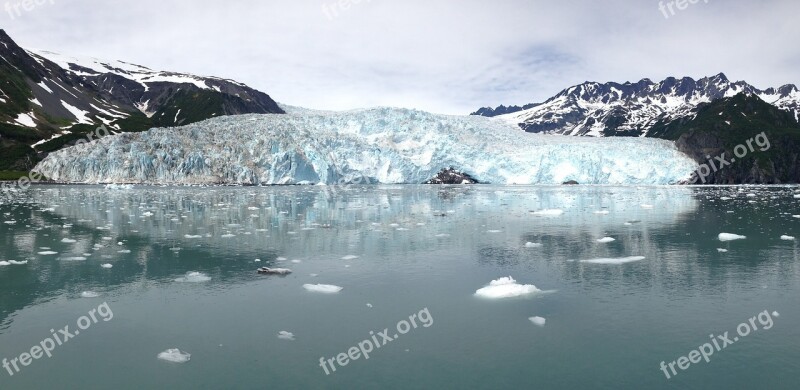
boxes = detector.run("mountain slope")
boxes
[647,93,800,184]
[0,29,284,171]
[475,74,800,137]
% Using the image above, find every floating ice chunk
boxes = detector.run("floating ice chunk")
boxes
[291,259,302,264]
[524,242,543,248]
[38,251,58,255]
[157,349,191,363]
[276,257,288,261]
[529,316,547,327]
[487,230,502,233]
[0,261,9,266]
[781,235,796,241]
[594,210,610,215]
[596,237,616,244]
[8,260,27,265]
[101,264,113,269]
[532,209,564,216]
[794,195,800,199]
[277,331,295,341]
[61,238,77,243]
[717,248,728,253]
[773,311,780,317]
[221,234,236,238]
[366,303,373,308]
[174,272,211,283]
[303,284,343,293]
[81,291,100,298]
[341,255,359,260]
[579,256,645,265]
[258,267,292,275]
[184,234,202,239]
[640,204,654,209]
[61,257,87,261]
[719,233,746,242]
[474,277,541,299]
[435,233,451,238]
[118,249,131,254]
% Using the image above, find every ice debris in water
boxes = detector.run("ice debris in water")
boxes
[579,256,646,265]
[174,272,211,283]
[303,284,343,294]
[61,238,77,243]
[781,235,796,241]
[524,242,543,248]
[532,209,564,216]
[717,248,729,253]
[529,316,547,327]
[101,264,113,269]
[474,277,541,299]
[81,291,100,298]
[719,233,746,242]
[157,349,191,363]
[38,251,58,255]
[341,255,359,260]
[277,331,295,341]
[596,237,616,243]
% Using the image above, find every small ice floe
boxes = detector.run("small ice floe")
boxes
[38,251,58,255]
[101,264,113,269]
[80,291,100,298]
[594,210,610,215]
[435,233,451,238]
[60,257,87,261]
[641,204,654,209]
[524,242,543,248]
[61,238,77,243]
[773,311,780,317]
[221,234,236,238]
[781,235,796,241]
[1,260,27,265]
[532,209,564,216]
[474,277,541,299]
[157,349,191,363]
[257,267,292,275]
[277,331,295,341]
[487,230,502,233]
[174,272,211,283]
[303,284,343,294]
[366,303,373,308]
[719,233,746,242]
[184,234,202,239]
[117,249,131,254]
[794,195,800,199]
[255,259,261,263]
[596,237,616,244]
[276,257,288,261]
[579,256,645,265]
[0,261,9,266]
[529,316,547,327]
[794,215,800,219]
[341,255,359,261]
[717,248,729,253]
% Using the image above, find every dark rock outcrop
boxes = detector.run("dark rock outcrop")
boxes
[424,168,479,184]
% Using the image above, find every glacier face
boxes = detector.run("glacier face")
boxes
[33,107,698,185]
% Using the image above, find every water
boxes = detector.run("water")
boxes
[0,185,798,389]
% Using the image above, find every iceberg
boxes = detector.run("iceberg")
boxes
[33,108,697,185]
[474,277,542,299]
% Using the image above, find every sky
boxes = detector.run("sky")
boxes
[3,0,799,114]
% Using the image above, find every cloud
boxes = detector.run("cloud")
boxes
[4,0,799,114]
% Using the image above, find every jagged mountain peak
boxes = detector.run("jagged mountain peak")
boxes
[475,74,799,137]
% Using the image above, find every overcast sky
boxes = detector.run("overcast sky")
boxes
[4,0,799,114]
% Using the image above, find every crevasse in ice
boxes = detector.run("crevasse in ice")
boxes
[33,107,698,185]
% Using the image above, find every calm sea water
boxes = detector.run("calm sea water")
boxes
[0,185,798,389]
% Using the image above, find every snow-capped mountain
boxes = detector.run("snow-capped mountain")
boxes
[473,74,800,137]
[0,29,282,170]
[33,107,697,185]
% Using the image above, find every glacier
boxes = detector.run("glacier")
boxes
[33,107,698,185]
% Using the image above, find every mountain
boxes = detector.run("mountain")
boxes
[0,29,283,171]
[32,107,697,186]
[474,74,800,137]
[647,93,800,184]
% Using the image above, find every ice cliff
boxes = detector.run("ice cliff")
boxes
[33,107,698,185]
